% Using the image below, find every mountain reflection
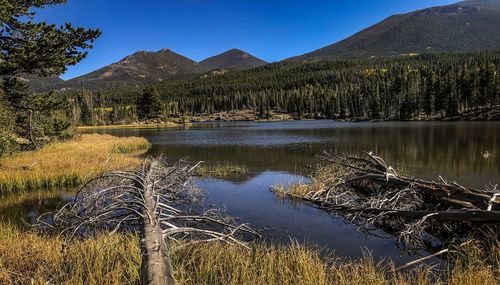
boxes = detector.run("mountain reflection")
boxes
[89,121,500,188]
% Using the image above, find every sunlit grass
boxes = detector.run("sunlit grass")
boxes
[1,222,498,285]
[196,163,248,178]
[0,223,141,285]
[0,134,149,194]
[446,242,500,285]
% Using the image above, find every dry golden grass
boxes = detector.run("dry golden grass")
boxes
[445,242,500,285]
[0,134,149,194]
[0,222,498,285]
[173,241,335,285]
[0,223,141,285]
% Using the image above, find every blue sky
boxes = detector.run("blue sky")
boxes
[35,0,458,80]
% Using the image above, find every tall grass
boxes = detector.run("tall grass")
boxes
[0,134,149,194]
[0,223,141,285]
[1,223,497,285]
[272,181,324,199]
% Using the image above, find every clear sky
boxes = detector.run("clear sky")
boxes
[35,0,459,80]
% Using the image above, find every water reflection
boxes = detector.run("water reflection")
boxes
[0,191,71,225]
[93,121,500,187]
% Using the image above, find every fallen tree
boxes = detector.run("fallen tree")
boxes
[43,158,259,285]
[273,152,500,250]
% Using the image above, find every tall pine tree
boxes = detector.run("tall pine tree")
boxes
[0,0,100,153]
[138,87,162,120]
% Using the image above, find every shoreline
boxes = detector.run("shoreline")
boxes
[77,116,500,130]
[75,106,500,129]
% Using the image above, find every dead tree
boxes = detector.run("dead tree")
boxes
[47,158,259,285]
[274,151,500,250]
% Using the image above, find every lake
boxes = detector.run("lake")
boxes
[5,121,500,264]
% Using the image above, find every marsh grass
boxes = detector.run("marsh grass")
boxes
[273,180,325,199]
[446,242,500,285]
[0,134,149,194]
[0,223,141,285]
[196,163,249,178]
[1,222,498,285]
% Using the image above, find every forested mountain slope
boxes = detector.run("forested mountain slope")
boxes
[295,0,500,60]
[64,50,500,124]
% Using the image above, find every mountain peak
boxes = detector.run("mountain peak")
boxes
[227,48,244,52]
[199,49,268,71]
[65,48,200,87]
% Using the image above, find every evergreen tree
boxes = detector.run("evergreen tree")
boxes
[78,93,93,125]
[0,0,100,152]
[138,87,162,120]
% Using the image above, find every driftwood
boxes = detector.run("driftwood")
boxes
[274,152,500,250]
[44,158,259,285]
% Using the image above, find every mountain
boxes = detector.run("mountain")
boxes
[37,48,268,90]
[199,49,268,70]
[64,49,201,88]
[296,0,500,60]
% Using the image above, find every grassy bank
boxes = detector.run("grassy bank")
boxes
[0,223,498,285]
[0,134,149,194]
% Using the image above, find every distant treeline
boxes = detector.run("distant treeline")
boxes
[61,50,500,125]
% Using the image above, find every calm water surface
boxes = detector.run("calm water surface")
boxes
[98,120,499,187]
[5,121,500,264]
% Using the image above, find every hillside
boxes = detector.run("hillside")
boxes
[62,49,201,89]
[33,48,268,90]
[199,49,268,71]
[295,0,500,60]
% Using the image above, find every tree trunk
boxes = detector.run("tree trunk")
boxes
[140,172,177,285]
[141,222,177,285]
